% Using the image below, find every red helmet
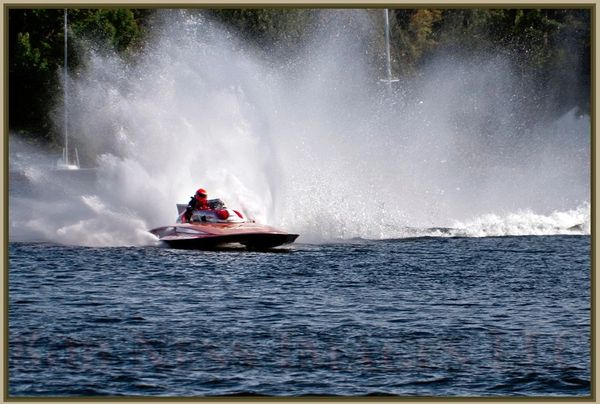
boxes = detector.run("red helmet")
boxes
[196,188,207,198]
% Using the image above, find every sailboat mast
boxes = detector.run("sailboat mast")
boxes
[64,9,69,166]
[384,9,392,94]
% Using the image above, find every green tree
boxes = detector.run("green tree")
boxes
[208,9,315,52]
[400,8,590,116]
[9,8,147,140]
[391,9,443,75]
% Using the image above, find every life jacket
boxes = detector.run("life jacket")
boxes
[194,196,210,210]
[183,195,210,223]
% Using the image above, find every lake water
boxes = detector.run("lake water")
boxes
[8,235,590,397]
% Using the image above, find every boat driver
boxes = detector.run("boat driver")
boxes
[183,188,210,223]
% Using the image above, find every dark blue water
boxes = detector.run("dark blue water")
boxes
[8,235,590,397]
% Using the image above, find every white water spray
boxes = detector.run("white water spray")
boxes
[9,10,590,246]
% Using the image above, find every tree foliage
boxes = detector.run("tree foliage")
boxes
[8,7,591,140]
[388,8,590,116]
[207,9,316,53]
[9,8,146,139]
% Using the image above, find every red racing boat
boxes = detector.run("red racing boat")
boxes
[149,199,299,249]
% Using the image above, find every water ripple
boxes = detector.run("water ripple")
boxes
[8,235,590,397]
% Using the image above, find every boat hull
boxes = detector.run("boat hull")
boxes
[149,222,299,249]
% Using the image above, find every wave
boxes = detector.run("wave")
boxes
[447,203,590,238]
[295,203,590,243]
